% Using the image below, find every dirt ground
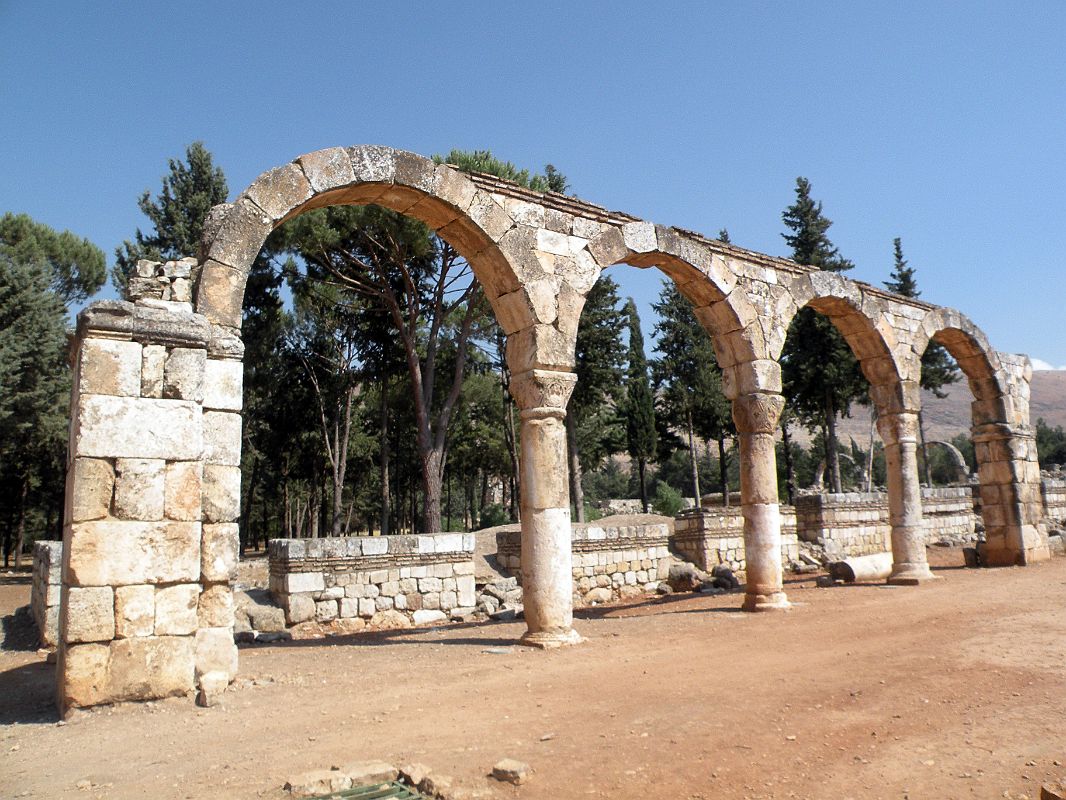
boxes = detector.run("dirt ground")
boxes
[3,548,1065,800]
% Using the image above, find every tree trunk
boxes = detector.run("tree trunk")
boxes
[825,389,843,493]
[240,454,260,557]
[781,421,796,506]
[718,435,729,506]
[14,476,29,569]
[565,412,586,522]
[918,410,932,486]
[687,411,701,510]
[421,448,443,533]
[638,457,649,513]
[865,408,876,492]
[379,380,391,537]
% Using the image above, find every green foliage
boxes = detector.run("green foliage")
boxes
[0,250,70,563]
[478,503,510,529]
[434,149,568,193]
[652,481,685,517]
[582,458,630,503]
[623,299,657,510]
[113,141,228,290]
[1036,418,1066,466]
[0,213,106,305]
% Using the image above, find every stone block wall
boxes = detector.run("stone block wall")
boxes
[1041,478,1066,524]
[57,299,242,712]
[268,533,477,624]
[921,487,977,541]
[32,541,63,648]
[794,493,891,559]
[672,507,799,574]
[495,521,674,597]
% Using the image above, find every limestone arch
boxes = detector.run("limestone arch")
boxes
[914,308,1048,565]
[195,145,538,340]
[584,222,774,398]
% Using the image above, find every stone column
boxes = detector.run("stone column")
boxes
[732,393,790,611]
[876,411,935,584]
[973,423,1050,566]
[510,369,582,648]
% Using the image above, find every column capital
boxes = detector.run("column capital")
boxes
[732,392,784,435]
[510,369,576,418]
[876,410,920,445]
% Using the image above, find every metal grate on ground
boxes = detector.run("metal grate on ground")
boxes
[311,780,429,799]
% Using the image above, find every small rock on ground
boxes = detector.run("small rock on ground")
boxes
[284,768,352,797]
[492,758,533,785]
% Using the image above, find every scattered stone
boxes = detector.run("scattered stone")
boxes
[254,631,292,643]
[1041,780,1066,800]
[492,758,533,785]
[450,607,477,621]
[341,760,398,785]
[667,563,707,593]
[489,606,523,621]
[710,565,740,589]
[76,779,92,790]
[656,583,673,595]
[583,587,613,604]
[697,582,725,595]
[412,609,448,625]
[400,763,433,789]
[419,772,454,797]
[816,576,839,588]
[284,769,352,797]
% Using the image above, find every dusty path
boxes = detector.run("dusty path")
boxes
[2,550,1065,800]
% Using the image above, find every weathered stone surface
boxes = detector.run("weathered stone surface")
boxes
[202,465,241,523]
[154,583,200,635]
[60,642,110,708]
[68,458,114,522]
[114,584,155,638]
[194,626,238,679]
[164,461,202,521]
[74,395,202,460]
[64,586,115,643]
[242,161,312,223]
[284,594,315,624]
[198,584,234,628]
[79,339,141,397]
[66,521,201,587]
[141,344,166,397]
[297,147,357,194]
[202,410,242,466]
[203,358,243,411]
[112,458,165,521]
[284,770,352,798]
[107,635,195,702]
[412,609,447,625]
[196,670,229,707]
[491,759,533,785]
[196,260,247,329]
[204,198,271,272]
[163,347,206,402]
[341,761,398,786]
[201,523,239,582]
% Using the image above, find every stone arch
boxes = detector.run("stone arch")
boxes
[195,145,536,340]
[915,308,1048,565]
[584,221,776,398]
[925,440,971,484]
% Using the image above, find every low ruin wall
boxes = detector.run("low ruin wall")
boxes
[496,520,674,599]
[1042,479,1066,524]
[922,487,977,541]
[32,540,63,648]
[673,507,799,574]
[268,533,477,625]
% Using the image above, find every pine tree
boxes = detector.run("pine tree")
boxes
[884,237,960,484]
[113,141,228,290]
[652,282,733,508]
[567,275,627,521]
[623,299,657,512]
[0,213,106,305]
[780,177,866,493]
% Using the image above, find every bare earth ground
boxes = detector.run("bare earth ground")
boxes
[3,549,1066,800]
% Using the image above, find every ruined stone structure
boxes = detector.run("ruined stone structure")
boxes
[32,541,63,648]
[56,145,1049,711]
[673,506,800,573]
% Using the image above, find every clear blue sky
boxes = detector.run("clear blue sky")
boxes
[3,2,1064,366]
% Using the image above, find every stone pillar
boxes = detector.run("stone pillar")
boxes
[732,393,790,611]
[973,423,1050,565]
[876,411,935,584]
[510,369,582,648]
[56,271,241,713]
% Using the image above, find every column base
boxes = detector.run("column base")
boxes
[518,628,584,649]
[742,591,791,612]
[887,563,939,585]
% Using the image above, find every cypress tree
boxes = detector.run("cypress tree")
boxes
[780,177,866,493]
[624,299,657,512]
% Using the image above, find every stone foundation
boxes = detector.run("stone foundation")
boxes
[32,541,63,648]
[922,487,977,541]
[1042,478,1066,524]
[268,534,477,624]
[672,507,800,574]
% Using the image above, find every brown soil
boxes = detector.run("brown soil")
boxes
[3,549,1065,800]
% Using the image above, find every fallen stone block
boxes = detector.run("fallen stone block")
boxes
[340,760,398,785]
[412,609,448,625]
[491,758,533,785]
[196,670,228,707]
[284,769,352,797]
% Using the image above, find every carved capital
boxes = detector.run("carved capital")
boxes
[510,369,576,417]
[732,392,784,435]
[876,411,919,445]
